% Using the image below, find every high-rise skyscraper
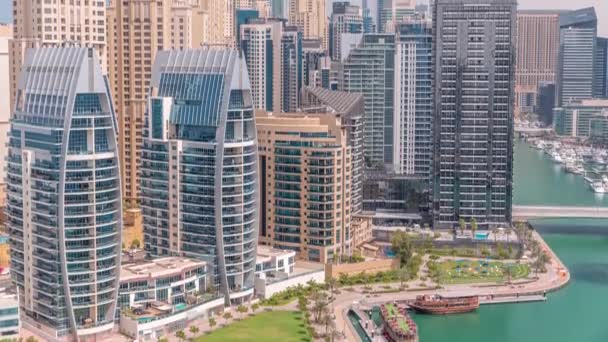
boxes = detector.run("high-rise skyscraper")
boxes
[7,47,122,340]
[141,49,258,305]
[594,37,608,98]
[329,2,364,61]
[515,10,561,115]
[240,19,303,112]
[557,7,597,106]
[393,18,432,177]
[0,25,11,207]
[432,0,516,229]
[379,0,415,33]
[107,0,223,203]
[9,0,107,113]
[289,0,328,49]
[256,111,352,263]
[343,33,395,165]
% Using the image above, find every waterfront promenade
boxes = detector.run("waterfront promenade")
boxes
[333,231,570,341]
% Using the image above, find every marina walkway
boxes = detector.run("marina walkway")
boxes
[513,205,608,219]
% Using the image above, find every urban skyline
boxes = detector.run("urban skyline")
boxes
[2,0,608,341]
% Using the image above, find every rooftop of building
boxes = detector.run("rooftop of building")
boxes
[559,7,596,28]
[0,286,18,308]
[257,245,296,259]
[120,257,206,283]
[303,86,364,115]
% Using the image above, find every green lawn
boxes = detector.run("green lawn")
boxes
[429,260,530,284]
[196,311,311,342]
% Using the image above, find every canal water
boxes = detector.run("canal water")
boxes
[413,140,608,342]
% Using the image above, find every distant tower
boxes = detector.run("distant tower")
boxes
[8,47,122,340]
[557,7,597,106]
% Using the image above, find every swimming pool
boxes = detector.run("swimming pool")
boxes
[475,232,490,240]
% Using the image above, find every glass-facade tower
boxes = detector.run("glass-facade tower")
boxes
[432,0,516,229]
[141,49,258,305]
[7,47,122,340]
[393,18,433,177]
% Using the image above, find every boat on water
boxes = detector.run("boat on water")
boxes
[590,181,606,194]
[379,303,418,342]
[408,295,479,315]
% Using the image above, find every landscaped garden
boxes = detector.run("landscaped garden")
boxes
[197,311,311,342]
[428,259,530,284]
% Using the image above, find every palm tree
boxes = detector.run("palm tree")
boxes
[251,303,260,313]
[470,218,477,238]
[458,218,466,236]
[208,317,217,330]
[175,330,186,342]
[311,291,328,323]
[189,325,199,337]
[327,277,338,299]
[236,305,248,319]
[321,308,333,337]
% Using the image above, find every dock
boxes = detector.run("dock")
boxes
[479,294,547,305]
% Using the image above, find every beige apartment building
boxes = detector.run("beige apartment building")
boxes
[289,0,328,49]
[106,0,224,203]
[9,0,107,113]
[0,25,11,208]
[256,111,353,263]
[516,10,561,115]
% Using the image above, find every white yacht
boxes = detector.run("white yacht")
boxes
[590,181,607,193]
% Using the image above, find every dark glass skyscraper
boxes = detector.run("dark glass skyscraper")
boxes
[432,0,516,229]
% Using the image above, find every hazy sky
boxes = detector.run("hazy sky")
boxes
[0,0,606,35]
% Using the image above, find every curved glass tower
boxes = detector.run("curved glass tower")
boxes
[141,49,259,305]
[6,47,122,340]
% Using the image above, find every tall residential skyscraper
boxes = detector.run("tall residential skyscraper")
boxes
[7,47,122,340]
[289,0,328,49]
[558,7,597,106]
[343,33,395,165]
[0,25,11,206]
[141,49,259,305]
[432,0,516,229]
[240,19,303,112]
[107,0,222,203]
[9,0,107,113]
[256,111,352,263]
[515,10,561,115]
[329,2,364,61]
[393,18,432,177]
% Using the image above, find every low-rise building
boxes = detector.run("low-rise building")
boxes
[254,261,325,299]
[0,288,19,339]
[351,215,373,250]
[118,257,224,341]
[255,246,296,276]
[553,99,608,138]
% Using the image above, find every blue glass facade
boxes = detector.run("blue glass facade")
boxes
[7,47,122,339]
